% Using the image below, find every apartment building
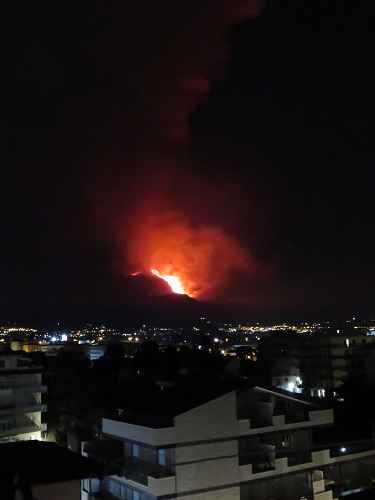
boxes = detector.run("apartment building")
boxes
[259,329,375,397]
[81,384,375,499]
[0,351,47,442]
[299,331,375,396]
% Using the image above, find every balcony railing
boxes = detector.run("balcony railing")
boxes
[0,422,46,438]
[12,385,47,394]
[239,448,275,468]
[252,462,275,474]
[112,456,175,487]
[0,404,47,416]
[90,493,117,500]
[275,448,312,466]
[121,467,148,486]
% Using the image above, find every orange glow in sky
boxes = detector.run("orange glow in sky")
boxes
[119,200,257,302]
[151,269,186,295]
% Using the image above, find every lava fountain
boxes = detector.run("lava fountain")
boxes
[151,269,186,295]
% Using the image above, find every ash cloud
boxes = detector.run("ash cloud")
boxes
[88,0,267,303]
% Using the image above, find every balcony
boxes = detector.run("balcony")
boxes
[123,456,174,482]
[0,422,47,438]
[239,443,275,473]
[90,494,117,500]
[275,447,312,467]
[113,473,176,497]
[83,440,176,497]
[102,418,175,447]
[0,403,47,416]
[100,455,175,488]
[272,408,333,427]
[12,385,47,394]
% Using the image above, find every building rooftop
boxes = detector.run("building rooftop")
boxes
[109,382,322,429]
[247,384,321,408]
[114,377,236,425]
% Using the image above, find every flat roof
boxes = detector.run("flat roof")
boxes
[109,382,321,429]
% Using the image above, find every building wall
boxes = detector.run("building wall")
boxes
[0,353,46,442]
[174,392,241,498]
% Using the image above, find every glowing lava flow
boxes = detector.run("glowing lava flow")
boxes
[151,269,186,295]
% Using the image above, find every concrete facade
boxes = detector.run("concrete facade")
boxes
[0,351,47,442]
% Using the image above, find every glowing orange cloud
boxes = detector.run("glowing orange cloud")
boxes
[121,204,257,302]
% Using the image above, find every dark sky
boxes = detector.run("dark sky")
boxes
[2,0,375,325]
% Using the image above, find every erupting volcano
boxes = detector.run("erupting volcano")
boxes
[151,269,186,295]
[119,201,258,303]
[88,0,266,308]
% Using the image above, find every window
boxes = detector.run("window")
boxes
[282,434,291,447]
[158,449,166,466]
[0,418,12,431]
[133,492,140,500]
[0,359,11,369]
[17,358,30,368]
[132,444,139,458]
[83,479,90,492]
[0,379,12,389]
[108,480,121,497]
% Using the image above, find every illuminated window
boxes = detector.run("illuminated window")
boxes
[132,444,139,458]
[158,449,166,466]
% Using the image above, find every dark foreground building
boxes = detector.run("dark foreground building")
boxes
[82,384,375,499]
[0,440,100,500]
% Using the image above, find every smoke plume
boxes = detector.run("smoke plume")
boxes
[89,0,266,303]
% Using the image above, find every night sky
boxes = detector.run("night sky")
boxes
[2,0,375,325]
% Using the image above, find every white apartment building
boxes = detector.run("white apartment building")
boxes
[81,384,375,499]
[0,351,47,442]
